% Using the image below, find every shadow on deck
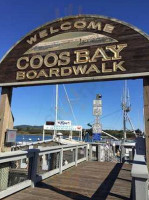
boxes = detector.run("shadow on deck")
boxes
[4,161,132,200]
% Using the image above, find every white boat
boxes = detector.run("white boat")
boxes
[42,84,84,145]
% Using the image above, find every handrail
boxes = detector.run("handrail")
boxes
[89,143,117,163]
[131,136,149,200]
[131,153,148,179]
[0,150,32,163]
[0,143,88,199]
[38,143,86,151]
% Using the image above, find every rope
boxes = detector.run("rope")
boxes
[63,84,78,125]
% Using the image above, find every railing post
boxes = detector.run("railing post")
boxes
[89,144,92,161]
[75,146,78,166]
[28,149,39,188]
[131,153,149,200]
[97,144,101,161]
[132,177,149,200]
[120,146,125,163]
[59,148,63,174]
[86,145,88,161]
[72,147,75,162]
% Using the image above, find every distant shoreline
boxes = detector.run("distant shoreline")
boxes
[18,131,47,136]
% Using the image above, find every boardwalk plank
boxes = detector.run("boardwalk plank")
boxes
[4,161,132,200]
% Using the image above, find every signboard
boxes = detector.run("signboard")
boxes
[93,100,102,106]
[5,129,17,143]
[56,120,71,126]
[93,133,101,141]
[93,106,102,116]
[0,15,149,86]
[92,123,102,133]
[44,124,82,131]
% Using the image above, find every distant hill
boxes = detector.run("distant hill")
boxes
[14,125,43,129]
[14,125,43,134]
[14,125,137,138]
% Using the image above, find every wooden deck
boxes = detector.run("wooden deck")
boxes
[4,161,132,200]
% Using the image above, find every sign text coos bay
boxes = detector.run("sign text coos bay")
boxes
[16,43,127,80]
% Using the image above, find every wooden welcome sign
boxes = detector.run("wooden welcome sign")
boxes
[0,15,149,86]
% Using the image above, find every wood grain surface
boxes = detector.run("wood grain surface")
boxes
[4,161,132,200]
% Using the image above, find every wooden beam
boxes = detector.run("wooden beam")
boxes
[0,87,13,152]
[143,77,149,169]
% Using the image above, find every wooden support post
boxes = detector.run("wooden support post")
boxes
[143,77,149,169]
[0,87,13,152]
[28,150,39,188]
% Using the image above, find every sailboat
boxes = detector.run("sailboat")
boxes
[120,80,136,161]
[43,84,84,145]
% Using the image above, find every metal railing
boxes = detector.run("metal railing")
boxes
[0,143,88,199]
[89,143,118,162]
[131,137,149,200]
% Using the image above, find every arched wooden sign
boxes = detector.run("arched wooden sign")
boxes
[1,15,149,86]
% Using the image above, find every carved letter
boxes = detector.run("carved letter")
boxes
[90,48,111,62]
[16,71,25,80]
[73,65,87,75]
[74,21,86,29]
[58,52,70,66]
[103,24,115,33]
[26,35,37,45]
[17,57,29,70]
[44,53,58,67]
[61,22,71,30]
[106,44,127,60]
[87,21,101,31]
[61,67,72,76]
[49,68,60,77]
[102,63,112,73]
[113,61,126,71]
[26,70,37,79]
[86,64,100,74]
[50,26,59,34]
[74,49,90,64]
[30,55,43,69]
[39,30,48,38]
[36,69,48,78]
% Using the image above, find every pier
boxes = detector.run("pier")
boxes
[4,162,132,200]
[0,140,148,200]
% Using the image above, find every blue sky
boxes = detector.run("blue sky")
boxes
[0,0,148,130]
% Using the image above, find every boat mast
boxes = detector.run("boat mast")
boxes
[122,80,131,141]
[123,81,127,141]
[54,84,58,138]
